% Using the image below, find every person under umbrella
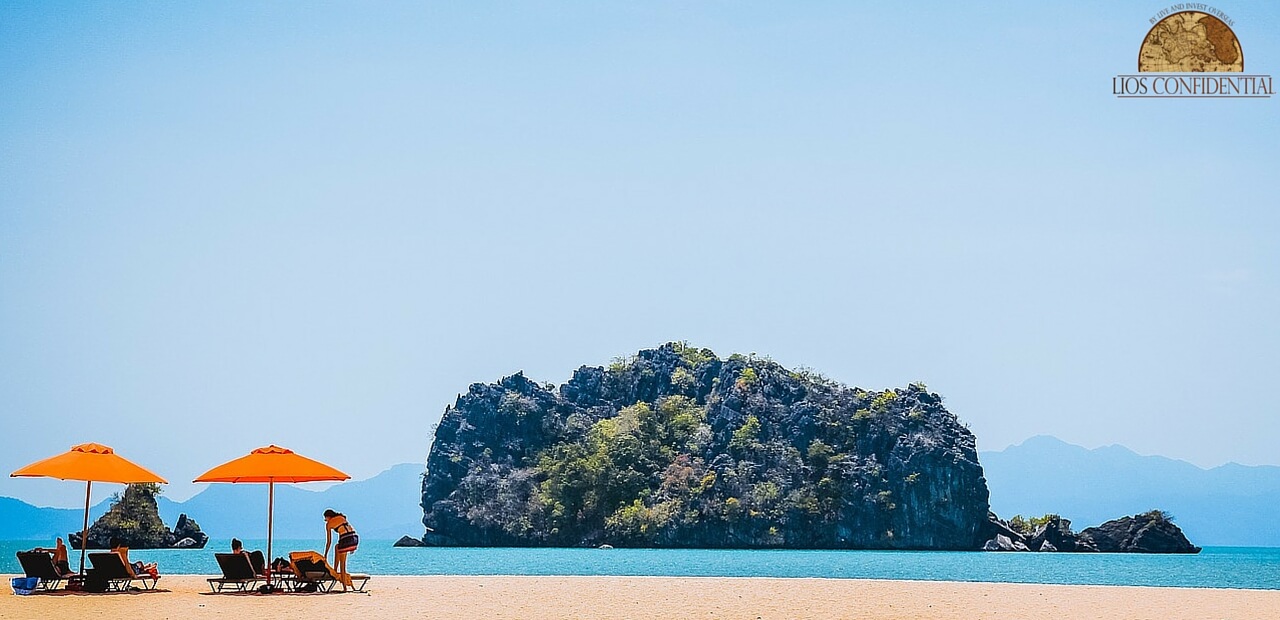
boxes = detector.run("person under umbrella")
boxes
[194,445,350,583]
[10,443,167,574]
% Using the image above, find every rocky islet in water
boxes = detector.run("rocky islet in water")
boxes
[69,482,208,550]
[416,343,1198,553]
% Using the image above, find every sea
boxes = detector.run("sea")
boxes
[3,540,1277,591]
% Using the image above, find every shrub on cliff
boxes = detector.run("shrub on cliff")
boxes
[1008,514,1059,537]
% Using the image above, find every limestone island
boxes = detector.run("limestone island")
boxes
[69,482,208,550]
[414,343,1197,553]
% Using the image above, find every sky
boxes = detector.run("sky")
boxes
[1,1,1277,508]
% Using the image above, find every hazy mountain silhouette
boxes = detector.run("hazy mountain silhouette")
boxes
[9,441,1279,547]
[0,497,111,540]
[3,463,424,541]
[982,436,1280,547]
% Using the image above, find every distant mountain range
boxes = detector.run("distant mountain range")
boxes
[981,436,1280,547]
[2,463,424,541]
[0,497,108,540]
[5,440,1278,546]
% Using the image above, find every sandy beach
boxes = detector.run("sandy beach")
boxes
[3,575,1278,620]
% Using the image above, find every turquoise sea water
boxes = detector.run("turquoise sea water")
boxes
[3,540,1277,590]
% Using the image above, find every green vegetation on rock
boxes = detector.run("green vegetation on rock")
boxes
[1008,513,1059,537]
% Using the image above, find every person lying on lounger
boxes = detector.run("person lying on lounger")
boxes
[110,537,158,577]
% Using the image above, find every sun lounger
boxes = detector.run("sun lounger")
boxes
[248,549,266,576]
[208,553,264,592]
[15,551,71,591]
[286,550,369,593]
[86,552,160,591]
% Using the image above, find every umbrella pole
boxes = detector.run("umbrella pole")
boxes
[79,480,91,574]
[267,479,275,577]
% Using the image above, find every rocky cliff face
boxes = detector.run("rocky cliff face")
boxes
[421,343,991,549]
[70,483,208,549]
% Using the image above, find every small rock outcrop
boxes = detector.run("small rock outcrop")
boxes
[982,534,1030,552]
[980,512,1029,548]
[421,343,992,549]
[983,511,1194,553]
[394,535,426,547]
[1078,511,1201,554]
[169,514,209,548]
[70,484,207,549]
[1026,515,1087,552]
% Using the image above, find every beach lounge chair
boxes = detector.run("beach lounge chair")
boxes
[208,553,264,592]
[248,549,266,576]
[287,550,369,593]
[15,551,71,591]
[86,552,161,591]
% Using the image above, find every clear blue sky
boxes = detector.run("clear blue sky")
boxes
[2,1,1277,507]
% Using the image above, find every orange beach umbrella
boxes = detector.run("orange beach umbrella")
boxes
[11,443,168,573]
[194,445,349,573]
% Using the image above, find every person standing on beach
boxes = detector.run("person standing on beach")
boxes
[323,509,359,591]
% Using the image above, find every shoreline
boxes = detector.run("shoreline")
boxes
[5,575,1280,619]
[28,572,1280,592]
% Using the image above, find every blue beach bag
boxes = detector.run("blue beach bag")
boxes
[10,576,39,595]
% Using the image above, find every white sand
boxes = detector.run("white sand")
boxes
[4,575,1279,619]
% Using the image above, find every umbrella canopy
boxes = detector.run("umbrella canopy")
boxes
[11,443,168,484]
[194,445,349,577]
[10,443,168,574]
[194,445,349,484]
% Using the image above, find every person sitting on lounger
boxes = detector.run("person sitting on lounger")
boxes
[32,537,74,577]
[323,509,359,591]
[110,537,157,577]
[231,538,267,575]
